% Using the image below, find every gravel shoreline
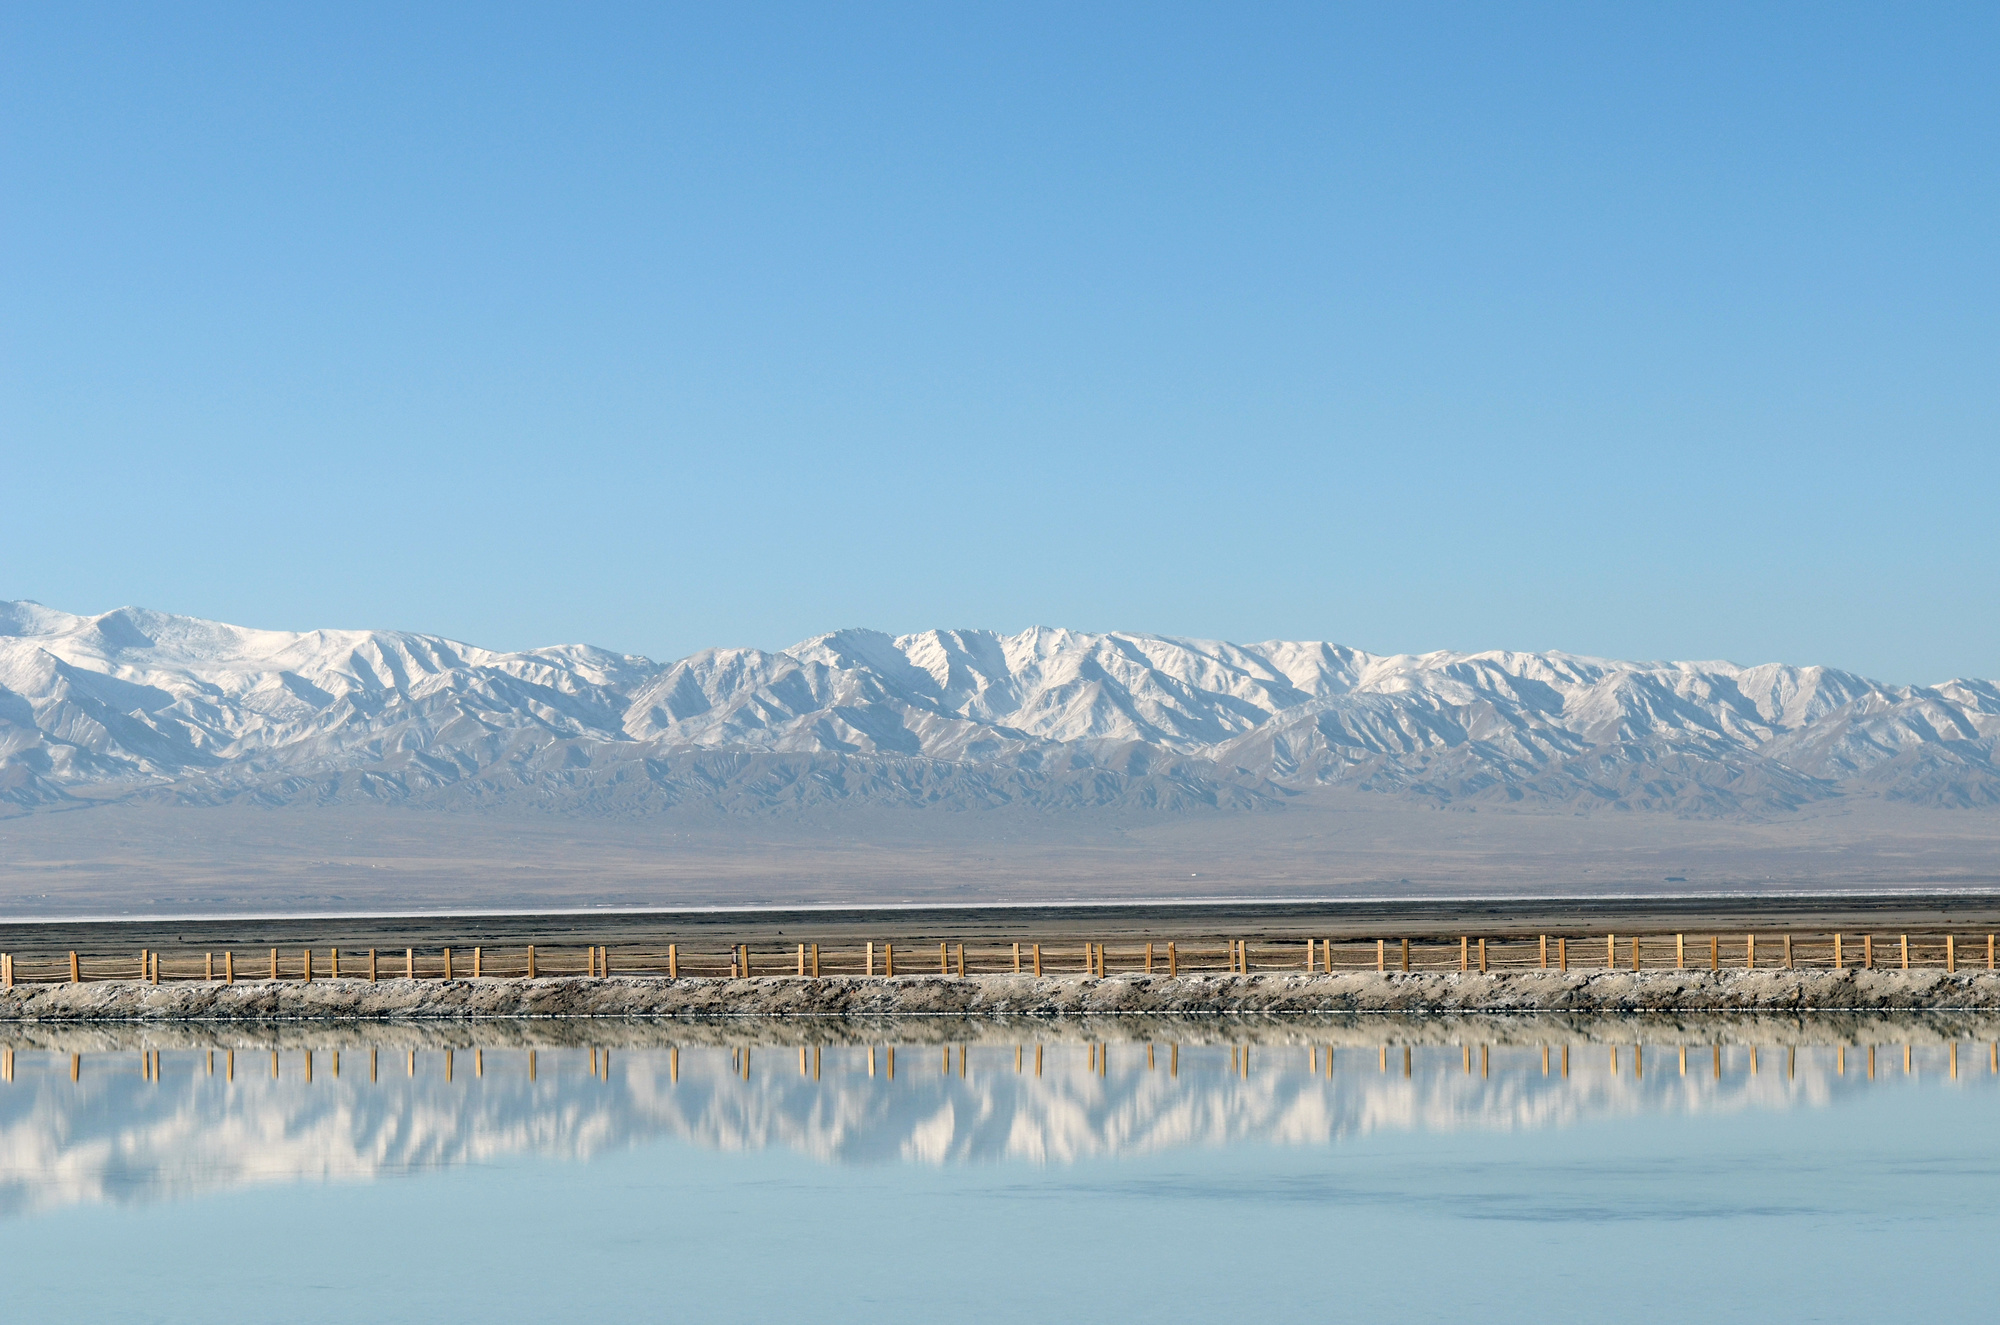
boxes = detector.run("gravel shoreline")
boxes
[3,969,1999,1021]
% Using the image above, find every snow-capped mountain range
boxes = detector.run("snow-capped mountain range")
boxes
[2,600,1996,816]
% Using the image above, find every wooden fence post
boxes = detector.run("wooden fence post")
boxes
[957,943,966,978]
[940,942,949,976]
[472,947,481,979]
[1558,937,1568,972]
[1460,936,1469,972]
[798,944,806,977]
[1377,939,1385,972]
[1710,935,1718,971]
[1948,935,1956,973]
[1784,934,1793,969]
[1746,935,1755,970]
[302,949,312,983]
[331,948,340,980]
[865,941,874,976]
[270,948,278,980]
[406,948,415,979]
[1865,934,1874,968]
[885,943,894,977]
[1834,933,1843,969]
[666,944,675,978]
[1402,938,1411,972]
[811,943,820,978]
[1479,938,1488,973]
[225,951,234,984]
[1606,934,1615,968]
[1676,934,1685,969]
[69,951,79,983]
[1147,941,1155,973]
[1540,935,1548,969]
[1012,942,1021,973]
[1901,934,1909,970]
[368,949,376,982]
[1631,936,1640,971]
[1035,942,1044,977]
[139,948,147,980]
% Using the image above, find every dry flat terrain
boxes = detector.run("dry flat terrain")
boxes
[3,792,2000,919]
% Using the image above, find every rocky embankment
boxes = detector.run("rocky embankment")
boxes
[2,970,1998,1021]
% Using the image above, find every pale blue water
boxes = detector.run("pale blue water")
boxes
[1,1030,1994,1323]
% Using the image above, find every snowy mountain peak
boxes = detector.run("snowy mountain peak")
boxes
[2,601,1995,816]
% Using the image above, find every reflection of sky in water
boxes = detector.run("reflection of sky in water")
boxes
[2,1030,1997,1321]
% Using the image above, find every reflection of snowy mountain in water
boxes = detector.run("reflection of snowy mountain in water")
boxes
[1,1038,1976,1216]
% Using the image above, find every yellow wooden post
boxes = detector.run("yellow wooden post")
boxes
[1034,943,1043,977]
[270,948,278,980]
[472,947,481,979]
[798,944,806,977]
[1402,938,1411,972]
[1676,933,1685,969]
[1901,934,1909,970]
[956,943,966,978]
[1865,934,1874,968]
[1539,935,1548,969]
[302,949,312,983]
[1559,937,1568,971]
[1989,934,1996,970]
[1746,935,1755,970]
[1306,939,1315,970]
[1948,935,1956,972]
[139,949,148,980]
[940,942,949,976]
[1013,942,1021,973]
[1606,934,1615,968]
[1479,938,1488,973]
[885,943,895,977]
[1784,934,1793,969]
[1834,933,1843,969]
[1631,936,1640,971]
[1146,941,1154,973]
[443,949,453,980]
[69,951,79,983]
[865,941,874,976]
[205,953,213,981]
[1376,938,1385,972]
[1459,936,1468,971]
[1710,935,1718,971]
[1164,942,1173,977]
[811,943,820,977]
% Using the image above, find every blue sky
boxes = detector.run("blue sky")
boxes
[3,3,1995,682]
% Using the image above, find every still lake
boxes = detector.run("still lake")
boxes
[2,1017,1995,1323]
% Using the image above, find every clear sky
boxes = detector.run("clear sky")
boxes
[3,3,1995,682]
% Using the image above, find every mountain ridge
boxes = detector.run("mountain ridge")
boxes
[3,601,1996,817]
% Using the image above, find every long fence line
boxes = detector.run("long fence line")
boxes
[3,1038,1997,1087]
[0,930,1996,987]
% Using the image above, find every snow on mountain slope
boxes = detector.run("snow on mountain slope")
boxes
[2,601,1996,815]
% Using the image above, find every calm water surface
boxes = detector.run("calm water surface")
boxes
[2,1018,1995,1323]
